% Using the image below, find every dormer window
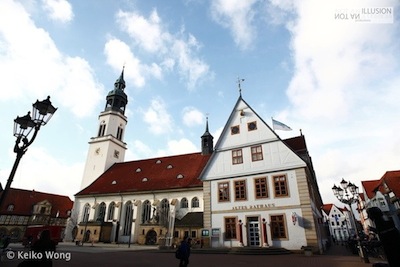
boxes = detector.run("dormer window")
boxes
[177,174,184,179]
[136,168,142,173]
[112,180,117,185]
[156,159,162,164]
[7,204,14,211]
[142,178,148,182]
[167,164,173,169]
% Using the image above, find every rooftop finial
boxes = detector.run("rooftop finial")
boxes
[205,113,209,133]
[237,77,245,96]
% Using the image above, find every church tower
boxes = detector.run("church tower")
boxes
[201,117,214,155]
[80,68,128,190]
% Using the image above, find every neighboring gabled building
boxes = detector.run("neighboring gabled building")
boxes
[360,171,400,234]
[0,188,73,241]
[321,203,353,243]
[200,95,326,251]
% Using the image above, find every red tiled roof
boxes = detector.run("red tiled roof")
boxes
[361,180,380,199]
[321,204,333,214]
[377,170,400,197]
[0,188,73,218]
[76,152,211,196]
[321,203,348,215]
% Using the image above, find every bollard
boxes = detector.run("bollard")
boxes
[367,207,400,267]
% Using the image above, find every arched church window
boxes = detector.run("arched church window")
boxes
[141,200,151,224]
[160,199,170,226]
[82,203,90,223]
[108,202,115,221]
[181,198,188,209]
[191,197,199,208]
[123,201,133,236]
[96,202,106,222]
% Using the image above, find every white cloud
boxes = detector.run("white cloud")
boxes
[143,97,173,135]
[9,147,83,199]
[171,36,211,89]
[182,107,204,127]
[157,138,198,156]
[0,0,102,118]
[126,138,198,160]
[125,140,154,161]
[269,0,400,204]
[116,9,169,54]
[104,38,146,88]
[115,9,210,89]
[210,0,258,50]
[41,0,74,23]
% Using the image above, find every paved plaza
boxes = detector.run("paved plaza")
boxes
[1,242,388,267]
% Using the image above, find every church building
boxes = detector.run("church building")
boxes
[72,70,326,252]
[73,69,213,246]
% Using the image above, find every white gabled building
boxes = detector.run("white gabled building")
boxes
[321,204,354,243]
[200,95,326,251]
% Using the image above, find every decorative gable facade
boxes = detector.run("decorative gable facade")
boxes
[0,188,73,241]
[200,96,326,251]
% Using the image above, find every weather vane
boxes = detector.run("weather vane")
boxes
[237,77,245,96]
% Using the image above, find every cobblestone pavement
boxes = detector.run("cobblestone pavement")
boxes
[1,242,388,267]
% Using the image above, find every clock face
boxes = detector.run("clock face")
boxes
[95,148,100,155]
[231,125,240,135]
[114,150,120,158]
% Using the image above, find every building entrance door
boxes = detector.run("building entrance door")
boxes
[247,217,260,247]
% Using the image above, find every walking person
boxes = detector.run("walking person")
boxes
[177,237,191,267]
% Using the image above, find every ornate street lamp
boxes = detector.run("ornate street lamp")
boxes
[332,178,368,263]
[0,96,57,209]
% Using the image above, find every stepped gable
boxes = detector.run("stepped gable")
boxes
[76,152,211,196]
[0,188,73,218]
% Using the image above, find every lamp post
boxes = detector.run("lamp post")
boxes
[0,96,57,210]
[332,178,369,263]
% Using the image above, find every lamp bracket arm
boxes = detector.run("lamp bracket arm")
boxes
[23,125,41,150]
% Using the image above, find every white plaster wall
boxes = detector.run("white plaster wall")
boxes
[211,209,307,249]
[73,188,204,243]
[210,170,301,212]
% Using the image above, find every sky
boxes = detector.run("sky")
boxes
[0,0,399,210]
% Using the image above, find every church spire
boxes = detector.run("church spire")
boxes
[105,67,128,115]
[114,66,126,91]
[201,116,214,155]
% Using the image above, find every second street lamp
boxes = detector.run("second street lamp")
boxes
[332,178,369,263]
[0,96,57,210]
